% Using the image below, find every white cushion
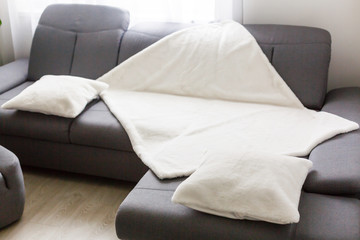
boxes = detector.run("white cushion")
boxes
[1,75,108,118]
[172,151,313,224]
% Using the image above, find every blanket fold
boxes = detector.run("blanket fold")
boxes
[98,20,358,223]
[99,21,303,108]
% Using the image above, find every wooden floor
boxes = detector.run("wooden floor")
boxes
[0,167,135,240]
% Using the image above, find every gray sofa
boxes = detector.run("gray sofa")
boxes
[0,4,359,240]
[0,146,25,228]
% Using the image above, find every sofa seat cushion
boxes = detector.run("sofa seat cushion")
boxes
[305,87,360,196]
[69,100,133,152]
[116,171,360,240]
[0,82,72,143]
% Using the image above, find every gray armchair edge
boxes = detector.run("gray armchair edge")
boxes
[0,58,29,94]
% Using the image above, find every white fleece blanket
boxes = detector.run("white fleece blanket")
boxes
[98,21,358,180]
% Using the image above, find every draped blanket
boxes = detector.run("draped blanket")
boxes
[98,21,358,180]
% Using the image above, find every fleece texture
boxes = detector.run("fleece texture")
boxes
[172,151,313,224]
[98,21,358,178]
[98,21,358,223]
[2,75,108,118]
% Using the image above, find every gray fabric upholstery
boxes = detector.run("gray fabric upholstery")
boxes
[245,24,331,110]
[28,4,129,81]
[320,87,360,122]
[116,171,360,240]
[0,82,72,143]
[296,193,360,240]
[259,45,273,62]
[0,59,28,94]
[118,22,193,64]
[271,44,330,110]
[305,87,360,195]
[38,4,129,32]
[70,101,133,152]
[244,24,331,45]
[28,26,76,80]
[0,146,25,228]
[70,30,123,79]
[119,23,331,110]
[0,135,147,182]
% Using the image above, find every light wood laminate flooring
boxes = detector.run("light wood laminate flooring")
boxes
[0,167,135,240]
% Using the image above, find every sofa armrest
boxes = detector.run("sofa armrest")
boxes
[0,59,29,94]
[304,87,360,196]
[0,146,24,191]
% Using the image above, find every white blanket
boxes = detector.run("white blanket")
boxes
[98,21,358,179]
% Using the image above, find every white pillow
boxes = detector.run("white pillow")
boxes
[1,75,109,118]
[172,151,313,224]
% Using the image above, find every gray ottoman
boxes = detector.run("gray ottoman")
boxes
[0,146,25,228]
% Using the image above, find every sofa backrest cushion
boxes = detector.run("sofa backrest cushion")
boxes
[28,4,129,81]
[117,22,193,64]
[118,23,331,110]
[246,25,331,110]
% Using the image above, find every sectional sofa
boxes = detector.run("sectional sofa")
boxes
[0,4,359,240]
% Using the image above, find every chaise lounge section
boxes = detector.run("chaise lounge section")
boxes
[116,171,360,240]
[0,4,359,240]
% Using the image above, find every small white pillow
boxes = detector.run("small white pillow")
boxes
[172,151,312,224]
[1,75,108,118]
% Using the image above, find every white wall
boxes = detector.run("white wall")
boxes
[243,0,360,90]
[215,0,243,23]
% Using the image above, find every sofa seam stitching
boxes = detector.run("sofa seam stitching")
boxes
[37,23,124,34]
[258,42,330,46]
[126,30,164,40]
[135,187,175,192]
[67,32,79,144]
[68,33,77,75]
[117,29,126,64]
